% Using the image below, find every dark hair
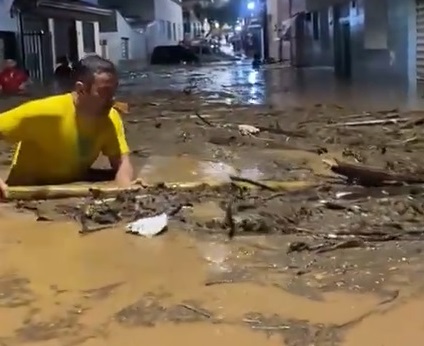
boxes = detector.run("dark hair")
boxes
[57,55,69,65]
[72,55,116,85]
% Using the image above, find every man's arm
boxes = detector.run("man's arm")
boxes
[0,101,37,197]
[0,101,34,141]
[102,110,134,187]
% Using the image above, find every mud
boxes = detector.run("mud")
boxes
[2,73,424,345]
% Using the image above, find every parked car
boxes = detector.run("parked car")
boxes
[150,45,199,65]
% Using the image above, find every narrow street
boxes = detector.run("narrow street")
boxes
[1,61,424,345]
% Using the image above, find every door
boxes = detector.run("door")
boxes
[22,31,53,83]
[333,6,351,79]
[417,0,424,80]
[340,21,351,78]
[0,31,18,62]
[52,19,78,64]
[291,12,305,67]
[0,39,4,64]
[68,21,79,63]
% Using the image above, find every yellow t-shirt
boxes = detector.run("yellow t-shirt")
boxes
[0,93,129,185]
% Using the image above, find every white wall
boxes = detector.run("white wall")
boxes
[154,0,183,45]
[99,11,148,65]
[267,0,291,61]
[0,3,17,32]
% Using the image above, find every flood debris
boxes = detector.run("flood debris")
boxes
[328,159,424,186]
[126,213,168,237]
[238,124,260,136]
[194,111,215,127]
[328,118,408,127]
[5,89,424,303]
[225,197,237,239]
[178,302,212,319]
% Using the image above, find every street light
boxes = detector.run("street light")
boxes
[247,1,255,10]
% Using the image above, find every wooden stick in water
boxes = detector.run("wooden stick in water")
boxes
[5,180,318,201]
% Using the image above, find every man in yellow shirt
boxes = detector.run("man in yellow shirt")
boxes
[0,55,135,197]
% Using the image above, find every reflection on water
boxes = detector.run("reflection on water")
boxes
[138,155,265,184]
[119,62,424,109]
[197,241,233,274]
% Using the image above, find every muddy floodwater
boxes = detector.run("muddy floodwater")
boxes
[2,62,424,345]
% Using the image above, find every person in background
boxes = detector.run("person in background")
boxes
[54,56,73,93]
[0,59,30,94]
[0,55,137,198]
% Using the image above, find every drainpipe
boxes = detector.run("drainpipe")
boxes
[17,9,26,69]
[262,0,269,61]
[288,0,293,65]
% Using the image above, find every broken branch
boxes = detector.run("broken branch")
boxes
[327,118,408,127]
[327,159,424,186]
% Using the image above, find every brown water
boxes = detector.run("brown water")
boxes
[343,297,424,346]
[1,153,424,345]
[0,210,421,345]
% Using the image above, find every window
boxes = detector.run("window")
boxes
[172,22,176,41]
[82,21,96,53]
[160,20,166,35]
[99,11,117,33]
[183,21,190,34]
[167,21,172,40]
[178,24,182,40]
[121,37,129,59]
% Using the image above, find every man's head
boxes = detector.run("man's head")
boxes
[73,55,118,117]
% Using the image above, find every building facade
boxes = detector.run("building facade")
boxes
[281,0,417,84]
[0,0,111,82]
[0,0,183,82]
[98,10,149,68]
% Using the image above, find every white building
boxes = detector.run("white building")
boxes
[98,11,149,68]
[266,0,291,62]
[0,0,183,80]
[283,0,417,83]
[98,0,183,67]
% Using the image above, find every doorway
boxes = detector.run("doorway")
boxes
[0,31,18,62]
[68,20,78,63]
[53,19,78,64]
[333,7,351,79]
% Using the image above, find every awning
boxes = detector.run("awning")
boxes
[124,16,156,31]
[37,0,112,16]
[15,0,113,20]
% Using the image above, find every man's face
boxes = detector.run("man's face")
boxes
[77,72,118,117]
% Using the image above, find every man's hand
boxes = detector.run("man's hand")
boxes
[134,177,148,188]
[109,154,134,188]
[0,178,8,200]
